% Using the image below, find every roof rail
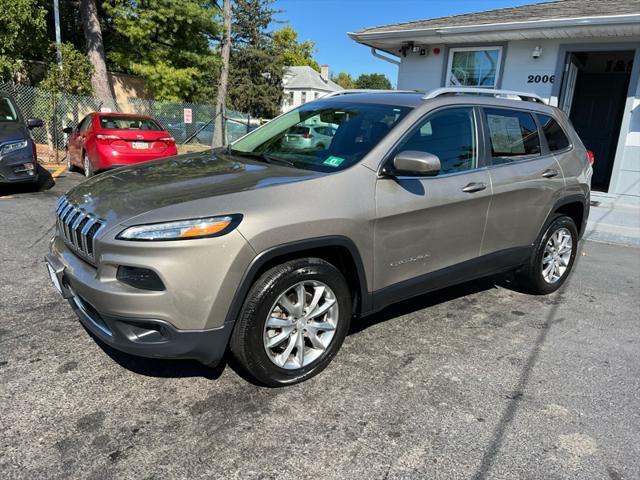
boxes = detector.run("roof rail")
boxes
[323,89,419,98]
[423,87,545,104]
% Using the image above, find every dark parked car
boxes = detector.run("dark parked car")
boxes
[0,92,44,184]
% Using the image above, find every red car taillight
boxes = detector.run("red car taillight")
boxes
[587,149,595,166]
[302,133,313,139]
[95,134,121,144]
[158,136,176,146]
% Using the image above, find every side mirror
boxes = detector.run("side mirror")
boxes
[392,151,441,176]
[62,126,73,134]
[27,118,44,129]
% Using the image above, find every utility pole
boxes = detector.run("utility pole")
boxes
[53,0,62,163]
[53,0,62,68]
[212,0,231,148]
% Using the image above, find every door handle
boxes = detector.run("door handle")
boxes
[462,182,487,193]
[542,169,559,178]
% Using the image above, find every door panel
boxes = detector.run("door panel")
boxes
[374,170,492,290]
[480,107,565,254]
[482,156,565,254]
[373,106,491,291]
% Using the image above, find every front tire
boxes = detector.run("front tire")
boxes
[230,258,351,387]
[517,215,578,294]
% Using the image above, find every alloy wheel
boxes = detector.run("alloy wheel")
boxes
[541,227,573,284]
[83,155,91,177]
[263,280,339,369]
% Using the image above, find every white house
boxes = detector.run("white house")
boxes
[282,65,343,112]
[349,0,640,205]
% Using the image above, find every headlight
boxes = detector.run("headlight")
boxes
[1,140,28,156]
[117,215,242,241]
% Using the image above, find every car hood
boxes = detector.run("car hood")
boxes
[64,149,322,225]
[0,122,28,146]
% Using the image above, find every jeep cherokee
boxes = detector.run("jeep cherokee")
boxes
[46,88,591,386]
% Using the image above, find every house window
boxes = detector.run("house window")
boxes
[446,46,503,88]
[287,92,294,105]
[301,92,307,104]
[314,92,320,99]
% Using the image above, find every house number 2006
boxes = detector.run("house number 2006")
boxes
[527,74,555,84]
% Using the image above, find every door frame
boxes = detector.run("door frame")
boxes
[551,43,640,194]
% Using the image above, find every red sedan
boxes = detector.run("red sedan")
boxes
[64,113,178,177]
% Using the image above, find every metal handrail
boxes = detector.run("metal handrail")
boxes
[423,87,545,103]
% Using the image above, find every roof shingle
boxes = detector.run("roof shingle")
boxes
[355,0,640,35]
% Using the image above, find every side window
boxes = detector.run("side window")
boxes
[538,114,570,152]
[396,107,477,174]
[78,115,92,132]
[484,108,540,164]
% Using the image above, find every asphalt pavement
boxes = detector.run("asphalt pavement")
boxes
[1,172,639,479]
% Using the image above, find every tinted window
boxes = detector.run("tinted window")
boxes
[538,114,570,151]
[99,115,162,131]
[0,96,18,122]
[290,126,310,134]
[484,108,540,163]
[231,102,411,172]
[397,107,477,174]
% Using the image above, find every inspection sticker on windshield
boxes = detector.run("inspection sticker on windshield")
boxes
[323,156,345,167]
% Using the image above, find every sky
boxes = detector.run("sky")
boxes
[272,0,546,84]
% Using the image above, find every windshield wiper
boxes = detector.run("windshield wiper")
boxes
[229,150,296,168]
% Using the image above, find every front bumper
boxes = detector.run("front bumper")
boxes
[46,252,232,365]
[0,154,39,183]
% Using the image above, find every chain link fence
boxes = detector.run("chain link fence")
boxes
[0,82,253,152]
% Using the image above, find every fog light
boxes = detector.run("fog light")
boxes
[117,266,165,291]
[14,163,35,175]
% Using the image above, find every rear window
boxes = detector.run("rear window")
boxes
[0,96,18,122]
[289,126,310,134]
[538,114,570,152]
[484,108,541,163]
[99,116,162,131]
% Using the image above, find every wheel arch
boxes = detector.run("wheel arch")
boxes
[224,236,371,325]
[550,195,588,238]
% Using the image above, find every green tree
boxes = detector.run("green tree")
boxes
[227,0,284,118]
[41,43,93,95]
[331,71,354,90]
[0,0,47,80]
[103,0,222,102]
[273,25,320,71]
[354,73,392,90]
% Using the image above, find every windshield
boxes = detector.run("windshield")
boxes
[230,101,412,172]
[99,115,162,131]
[0,96,19,122]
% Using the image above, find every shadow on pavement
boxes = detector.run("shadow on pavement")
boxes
[350,274,510,336]
[84,325,227,380]
[470,253,582,480]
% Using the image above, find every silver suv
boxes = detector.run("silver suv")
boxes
[46,88,592,386]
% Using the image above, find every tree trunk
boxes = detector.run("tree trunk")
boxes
[212,0,232,148]
[80,0,116,110]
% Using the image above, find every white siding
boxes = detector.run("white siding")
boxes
[393,36,640,203]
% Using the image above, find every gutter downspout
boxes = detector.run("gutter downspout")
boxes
[370,47,400,66]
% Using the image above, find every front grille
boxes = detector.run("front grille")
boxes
[54,196,105,262]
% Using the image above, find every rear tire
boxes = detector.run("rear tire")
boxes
[66,152,76,172]
[517,215,578,294]
[83,152,94,177]
[230,258,351,387]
